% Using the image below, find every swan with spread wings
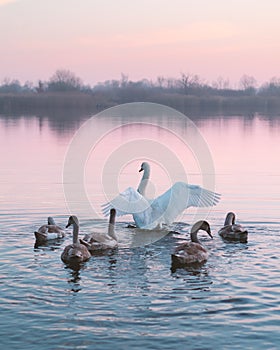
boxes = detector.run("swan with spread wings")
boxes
[102,162,220,230]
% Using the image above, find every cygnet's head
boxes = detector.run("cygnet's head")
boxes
[66,215,79,228]
[191,220,212,238]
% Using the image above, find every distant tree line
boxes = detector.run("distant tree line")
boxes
[1,68,280,96]
[0,69,280,115]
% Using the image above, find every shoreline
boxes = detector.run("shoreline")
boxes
[0,91,280,117]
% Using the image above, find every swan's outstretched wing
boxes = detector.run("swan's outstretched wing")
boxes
[152,182,220,224]
[102,182,220,229]
[102,187,151,217]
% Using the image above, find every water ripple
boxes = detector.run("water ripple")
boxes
[1,217,280,350]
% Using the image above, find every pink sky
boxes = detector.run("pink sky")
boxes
[0,0,280,87]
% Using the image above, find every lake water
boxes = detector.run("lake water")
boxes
[1,103,280,349]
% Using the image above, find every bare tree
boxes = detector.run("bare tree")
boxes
[166,77,179,90]
[269,76,280,87]
[0,77,22,92]
[239,74,257,91]
[48,69,83,91]
[259,76,280,96]
[213,76,230,90]
[156,76,165,88]
[180,72,202,94]
[36,80,45,93]
[120,73,129,88]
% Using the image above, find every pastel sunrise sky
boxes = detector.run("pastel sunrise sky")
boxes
[0,0,279,87]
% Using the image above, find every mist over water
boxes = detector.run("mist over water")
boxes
[0,110,280,349]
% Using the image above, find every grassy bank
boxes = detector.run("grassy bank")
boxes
[0,91,279,117]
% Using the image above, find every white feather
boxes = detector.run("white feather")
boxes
[102,182,220,230]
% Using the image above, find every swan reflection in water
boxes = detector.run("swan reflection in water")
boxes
[66,264,84,293]
[34,239,64,250]
[66,250,119,293]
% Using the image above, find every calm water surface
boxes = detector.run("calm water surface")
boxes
[1,108,280,349]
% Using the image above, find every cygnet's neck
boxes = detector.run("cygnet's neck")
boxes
[190,229,201,244]
[190,221,206,244]
[225,212,235,225]
[72,223,79,244]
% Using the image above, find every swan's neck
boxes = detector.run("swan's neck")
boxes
[137,167,150,196]
[108,215,117,241]
[225,213,235,225]
[72,223,79,244]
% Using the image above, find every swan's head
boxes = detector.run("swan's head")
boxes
[191,220,212,238]
[66,215,79,228]
[139,162,150,173]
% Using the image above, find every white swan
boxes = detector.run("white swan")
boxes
[34,217,66,242]
[171,220,212,266]
[102,162,220,230]
[80,209,118,252]
[218,212,248,243]
[61,216,91,264]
